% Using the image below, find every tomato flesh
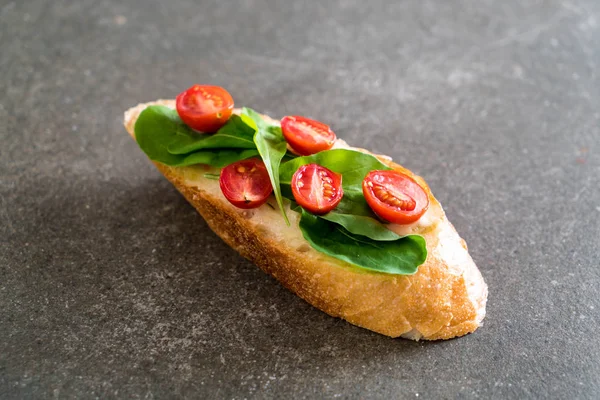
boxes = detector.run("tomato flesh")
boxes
[219,159,273,209]
[176,85,234,133]
[362,170,429,224]
[292,164,343,214]
[281,116,336,156]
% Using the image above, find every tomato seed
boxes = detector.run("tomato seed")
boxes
[373,185,416,211]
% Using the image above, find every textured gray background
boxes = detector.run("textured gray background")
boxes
[1,0,599,398]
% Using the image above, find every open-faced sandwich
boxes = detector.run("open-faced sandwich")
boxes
[124,85,488,340]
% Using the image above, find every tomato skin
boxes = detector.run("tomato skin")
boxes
[291,164,343,214]
[281,116,336,156]
[219,159,273,209]
[176,85,234,133]
[362,170,429,224]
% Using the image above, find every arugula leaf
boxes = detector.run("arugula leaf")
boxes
[242,107,290,225]
[299,211,427,275]
[167,114,256,154]
[135,106,259,167]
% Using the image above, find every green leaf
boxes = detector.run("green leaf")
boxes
[135,105,258,167]
[299,211,427,275]
[280,149,391,187]
[135,105,190,165]
[203,173,220,180]
[243,107,290,225]
[280,148,395,230]
[171,149,260,168]
[318,213,402,241]
[280,149,391,216]
[289,199,400,242]
[167,114,257,154]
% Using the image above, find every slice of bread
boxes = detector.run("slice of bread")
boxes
[124,100,488,340]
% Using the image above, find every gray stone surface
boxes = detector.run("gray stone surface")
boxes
[1,0,599,398]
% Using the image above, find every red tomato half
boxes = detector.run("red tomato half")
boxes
[176,85,234,133]
[291,164,343,214]
[281,116,336,156]
[219,159,273,209]
[362,170,429,224]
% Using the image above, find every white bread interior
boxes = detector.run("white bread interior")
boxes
[124,100,488,340]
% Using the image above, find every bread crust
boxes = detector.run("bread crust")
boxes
[124,100,487,340]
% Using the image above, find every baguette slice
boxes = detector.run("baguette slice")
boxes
[124,100,487,340]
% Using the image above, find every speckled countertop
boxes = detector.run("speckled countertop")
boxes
[1,0,599,398]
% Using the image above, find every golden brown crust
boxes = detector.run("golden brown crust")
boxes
[124,101,488,340]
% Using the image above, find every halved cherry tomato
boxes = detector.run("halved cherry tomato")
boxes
[219,159,273,209]
[291,164,343,214]
[176,85,234,133]
[280,116,336,156]
[362,170,429,224]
